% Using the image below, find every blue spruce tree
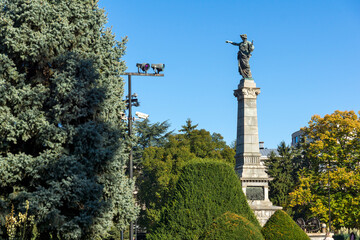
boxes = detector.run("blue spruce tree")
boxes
[0,0,138,239]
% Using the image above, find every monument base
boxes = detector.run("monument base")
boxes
[237,173,282,226]
[307,233,334,240]
[250,203,282,227]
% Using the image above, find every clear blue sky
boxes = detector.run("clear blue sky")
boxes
[99,0,360,148]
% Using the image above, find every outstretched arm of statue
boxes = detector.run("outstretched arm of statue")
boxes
[225,40,239,46]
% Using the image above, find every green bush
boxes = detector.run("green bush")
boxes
[333,234,348,240]
[333,233,360,240]
[333,228,360,240]
[202,212,264,240]
[261,210,310,240]
[148,160,260,240]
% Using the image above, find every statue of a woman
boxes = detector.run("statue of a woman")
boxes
[226,34,254,79]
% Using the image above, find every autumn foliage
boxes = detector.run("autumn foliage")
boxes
[289,110,360,229]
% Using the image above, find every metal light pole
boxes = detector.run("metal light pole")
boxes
[121,71,164,240]
[128,75,133,179]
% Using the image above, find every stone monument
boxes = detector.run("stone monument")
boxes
[227,35,282,226]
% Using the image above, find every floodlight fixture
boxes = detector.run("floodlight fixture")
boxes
[136,63,150,73]
[132,100,140,107]
[151,63,165,74]
[125,93,140,108]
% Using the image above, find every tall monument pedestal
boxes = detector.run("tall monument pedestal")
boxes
[234,78,281,226]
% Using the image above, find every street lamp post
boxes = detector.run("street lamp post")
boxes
[128,75,134,179]
[121,71,164,240]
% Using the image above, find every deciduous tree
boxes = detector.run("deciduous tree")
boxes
[289,110,360,229]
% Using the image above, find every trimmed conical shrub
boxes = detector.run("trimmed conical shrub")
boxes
[148,159,260,240]
[261,210,310,240]
[202,211,264,240]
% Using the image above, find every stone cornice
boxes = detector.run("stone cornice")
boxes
[234,87,261,100]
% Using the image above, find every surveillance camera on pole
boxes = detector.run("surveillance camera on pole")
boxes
[136,111,149,120]
[120,111,127,120]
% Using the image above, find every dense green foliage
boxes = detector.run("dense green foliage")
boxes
[137,119,235,230]
[147,160,260,240]
[133,119,172,168]
[333,232,360,240]
[261,210,309,240]
[289,111,360,229]
[0,0,137,239]
[134,119,172,150]
[265,142,300,214]
[202,212,264,240]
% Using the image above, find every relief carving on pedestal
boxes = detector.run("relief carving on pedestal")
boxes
[244,156,260,164]
[255,210,276,218]
[255,210,275,218]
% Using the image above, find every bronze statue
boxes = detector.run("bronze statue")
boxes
[226,34,254,79]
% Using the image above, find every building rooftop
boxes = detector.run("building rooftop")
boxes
[260,148,278,157]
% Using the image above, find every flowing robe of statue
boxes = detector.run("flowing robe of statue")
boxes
[226,35,254,79]
[238,40,254,78]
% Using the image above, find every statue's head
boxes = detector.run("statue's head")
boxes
[240,34,247,40]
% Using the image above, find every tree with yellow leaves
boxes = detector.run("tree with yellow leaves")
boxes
[289,110,360,229]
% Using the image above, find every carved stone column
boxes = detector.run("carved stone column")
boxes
[234,78,282,226]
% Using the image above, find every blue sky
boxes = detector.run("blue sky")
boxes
[99,0,360,148]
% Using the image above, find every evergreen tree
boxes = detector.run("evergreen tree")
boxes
[133,119,172,167]
[0,1,137,239]
[134,119,172,149]
[178,118,198,136]
[265,142,297,213]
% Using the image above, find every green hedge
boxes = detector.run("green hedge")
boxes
[261,210,310,240]
[202,211,264,240]
[148,160,260,240]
